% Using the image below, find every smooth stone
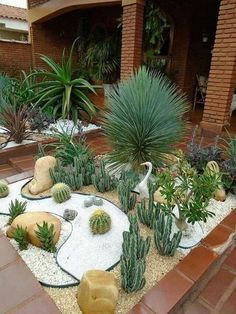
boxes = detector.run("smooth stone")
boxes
[63,209,78,221]
[77,270,118,314]
[7,211,61,248]
[28,156,57,195]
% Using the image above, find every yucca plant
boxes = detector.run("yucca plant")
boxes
[27,39,96,122]
[102,67,188,172]
[0,102,30,144]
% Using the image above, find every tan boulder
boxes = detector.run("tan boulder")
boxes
[214,188,227,202]
[7,212,61,248]
[77,270,119,314]
[29,156,57,195]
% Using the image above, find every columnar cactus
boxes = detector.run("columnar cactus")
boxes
[89,209,111,235]
[0,181,9,198]
[120,214,151,293]
[137,184,159,229]
[50,160,83,191]
[75,156,95,186]
[117,180,137,213]
[154,212,182,256]
[92,160,117,193]
[51,183,71,203]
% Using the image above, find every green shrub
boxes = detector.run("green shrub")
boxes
[8,199,27,225]
[102,67,188,172]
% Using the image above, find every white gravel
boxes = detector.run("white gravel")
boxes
[0,179,129,285]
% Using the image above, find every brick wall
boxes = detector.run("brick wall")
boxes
[0,40,32,76]
[120,1,145,80]
[201,0,236,133]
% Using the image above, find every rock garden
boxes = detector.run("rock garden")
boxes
[1,44,236,313]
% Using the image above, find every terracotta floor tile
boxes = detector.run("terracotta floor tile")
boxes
[183,301,211,314]
[141,270,193,314]
[202,224,233,249]
[224,247,236,272]
[129,302,154,314]
[8,155,34,163]
[200,268,235,307]
[0,259,42,313]
[219,287,236,314]
[8,292,60,314]
[176,246,218,282]
[221,210,236,231]
[0,236,19,269]
[10,159,35,172]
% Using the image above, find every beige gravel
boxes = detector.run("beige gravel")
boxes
[44,186,183,314]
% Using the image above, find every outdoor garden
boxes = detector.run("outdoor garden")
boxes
[0,2,236,314]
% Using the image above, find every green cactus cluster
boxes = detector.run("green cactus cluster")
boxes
[89,209,111,235]
[76,155,95,186]
[137,184,159,228]
[8,199,27,225]
[92,160,117,193]
[51,183,71,203]
[117,180,137,213]
[0,180,9,198]
[120,214,151,293]
[13,225,29,251]
[50,159,83,191]
[35,221,56,253]
[154,212,182,256]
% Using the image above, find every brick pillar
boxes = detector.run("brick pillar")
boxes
[200,0,236,134]
[120,0,145,80]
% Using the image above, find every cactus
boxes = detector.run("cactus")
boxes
[75,155,95,186]
[0,180,9,198]
[35,221,56,253]
[154,212,182,256]
[137,184,159,229]
[120,214,151,293]
[50,160,83,191]
[13,225,28,250]
[89,209,111,235]
[117,180,137,213]
[8,199,27,225]
[51,183,71,203]
[92,160,117,193]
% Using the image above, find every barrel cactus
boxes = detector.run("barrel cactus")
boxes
[89,209,111,235]
[0,181,9,198]
[51,183,71,203]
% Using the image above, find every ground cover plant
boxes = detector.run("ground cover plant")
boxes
[103,67,188,172]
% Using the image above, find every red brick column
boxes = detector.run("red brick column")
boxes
[120,0,145,81]
[201,0,236,134]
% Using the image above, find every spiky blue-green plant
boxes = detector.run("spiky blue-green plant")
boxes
[51,183,71,203]
[102,67,188,171]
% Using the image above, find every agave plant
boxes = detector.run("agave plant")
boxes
[27,39,96,122]
[102,67,188,172]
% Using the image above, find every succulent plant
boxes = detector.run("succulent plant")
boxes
[51,183,71,203]
[117,179,137,213]
[0,180,9,198]
[120,214,151,293]
[8,199,27,225]
[92,160,117,193]
[154,212,182,256]
[35,221,56,253]
[13,225,28,250]
[89,209,111,235]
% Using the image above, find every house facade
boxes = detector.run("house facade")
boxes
[25,0,236,134]
[0,4,28,41]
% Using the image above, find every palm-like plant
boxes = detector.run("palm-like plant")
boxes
[28,39,96,122]
[102,67,188,172]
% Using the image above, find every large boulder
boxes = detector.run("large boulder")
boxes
[28,156,57,195]
[7,212,61,248]
[77,270,118,314]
